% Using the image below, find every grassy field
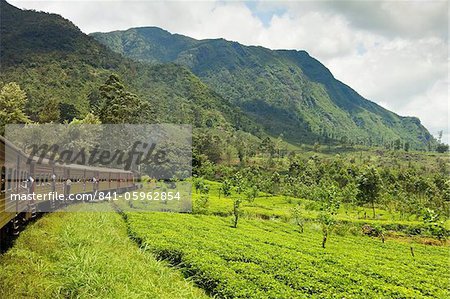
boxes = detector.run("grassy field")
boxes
[0,204,207,299]
[126,211,450,299]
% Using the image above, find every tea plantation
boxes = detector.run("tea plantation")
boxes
[126,211,449,299]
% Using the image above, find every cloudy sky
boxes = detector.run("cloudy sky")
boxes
[10,0,449,143]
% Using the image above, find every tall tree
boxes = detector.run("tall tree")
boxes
[356,166,382,218]
[59,102,79,123]
[0,82,30,134]
[90,74,151,124]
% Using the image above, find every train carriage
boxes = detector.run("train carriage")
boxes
[0,136,138,250]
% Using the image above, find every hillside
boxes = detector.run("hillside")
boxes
[0,0,259,136]
[91,27,435,149]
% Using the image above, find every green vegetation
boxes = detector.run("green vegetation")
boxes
[125,211,450,298]
[92,27,436,149]
[0,204,207,299]
[0,0,261,143]
[0,82,30,134]
[193,147,450,226]
[1,2,449,298]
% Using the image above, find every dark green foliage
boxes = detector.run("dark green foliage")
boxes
[90,74,151,124]
[58,102,79,123]
[436,143,449,153]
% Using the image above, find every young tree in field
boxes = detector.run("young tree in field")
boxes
[245,186,258,203]
[291,205,305,233]
[318,213,334,248]
[318,185,340,248]
[232,172,246,195]
[193,177,205,194]
[356,166,382,218]
[220,179,232,199]
[196,183,210,214]
[0,82,30,134]
[232,198,241,228]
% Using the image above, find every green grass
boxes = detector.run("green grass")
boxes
[0,204,208,299]
[126,211,450,299]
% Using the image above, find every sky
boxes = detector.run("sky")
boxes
[9,0,450,143]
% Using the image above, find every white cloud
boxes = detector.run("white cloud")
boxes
[8,0,449,142]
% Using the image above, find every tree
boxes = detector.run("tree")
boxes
[318,213,334,248]
[90,74,151,124]
[438,130,443,143]
[245,186,258,203]
[76,113,101,124]
[404,142,410,152]
[232,198,241,228]
[291,205,305,233]
[38,97,60,123]
[436,143,449,153]
[394,139,402,151]
[59,102,79,123]
[0,82,30,134]
[356,166,382,218]
[313,142,321,152]
[260,137,275,157]
[220,179,232,198]
[318,185,340,248]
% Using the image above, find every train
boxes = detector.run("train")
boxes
[0,136,138,250]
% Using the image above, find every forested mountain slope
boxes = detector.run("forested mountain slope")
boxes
[0,0,259,136]
[92,27,435,149]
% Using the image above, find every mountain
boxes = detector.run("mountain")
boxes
[91,27,435,149]
[0,1,259,136]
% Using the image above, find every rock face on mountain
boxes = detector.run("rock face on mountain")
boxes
[92,27,435,149]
